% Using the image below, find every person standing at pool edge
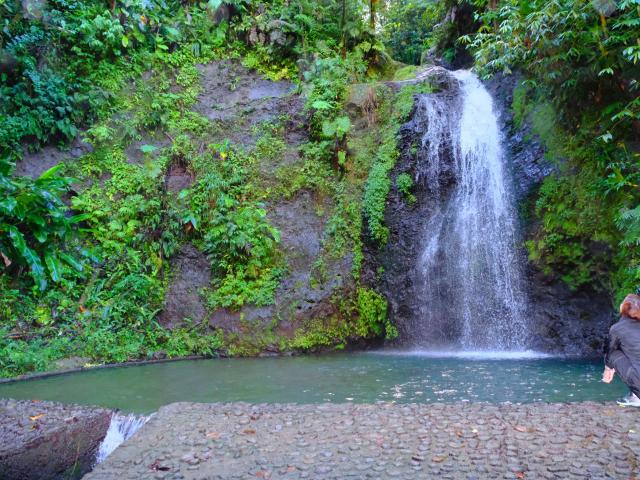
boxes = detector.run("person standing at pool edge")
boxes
[602,293,640,406]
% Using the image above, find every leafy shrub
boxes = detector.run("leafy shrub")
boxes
[184,144,283,310]
[355,287,397,339]
[0,66,80,154]
[364,116,402,244]
[0,164,86,291]
[73,11,126,59]
[203,205,282,309]
[0,330,72,377]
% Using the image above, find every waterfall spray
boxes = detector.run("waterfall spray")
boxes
[412,70,530,350]
[95,413,149,465]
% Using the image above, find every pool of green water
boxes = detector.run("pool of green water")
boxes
[0,352,626,413]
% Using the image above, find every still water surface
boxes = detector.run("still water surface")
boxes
[0,352,625,413]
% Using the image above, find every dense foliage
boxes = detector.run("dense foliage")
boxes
[0,0,402,376]
[463,0,640,300]
[0,162,87,291]
[2,0,638,376]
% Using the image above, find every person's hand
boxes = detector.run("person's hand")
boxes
[602,367,615,383]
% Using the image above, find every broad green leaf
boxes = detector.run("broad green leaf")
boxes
[68,213,92,223]
[9,226,47,290]
[59,252,84,272]
[321,119,336,138]
[140,144,158,154]
[37,163,63,180]
[164,27,180,39]
[334,116,351,136]
[311,100,332,110]
[0,198,17,213]
[26,212,46,227]
[33,228,48,243]
[44,251,63,282]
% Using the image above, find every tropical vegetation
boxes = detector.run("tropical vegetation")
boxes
[1,0,638,376]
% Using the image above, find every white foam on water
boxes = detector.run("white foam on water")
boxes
[95,413,150,465]
[372,350,555,360]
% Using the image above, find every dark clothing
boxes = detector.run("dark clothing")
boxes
[605,315,640,396]
[609,351,640,398]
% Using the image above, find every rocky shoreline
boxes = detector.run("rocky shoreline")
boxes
[0,399,112,480]
[86,401,639,479]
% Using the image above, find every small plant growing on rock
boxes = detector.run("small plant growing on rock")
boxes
[396,172,416,204]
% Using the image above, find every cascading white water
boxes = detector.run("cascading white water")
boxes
[414,70,530,351]
[95,413,149,465]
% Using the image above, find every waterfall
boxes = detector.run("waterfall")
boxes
[95,413,149,465]
[411,69,530,351]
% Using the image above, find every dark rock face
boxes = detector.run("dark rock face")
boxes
[207,191,351,338]
[486,72,614,356]
[193,60,299,147]
[0,398,112,480]
[14,136,93,179]
[124,133,170,165]
[483,73,552,200]
[165,163,194,193]
[373,83,465,346]
[158,243,210,329]
[526,271,613,356]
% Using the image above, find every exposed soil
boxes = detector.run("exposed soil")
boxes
[165,163,194,193]
[193,60,300,147]
[124,133,170,165]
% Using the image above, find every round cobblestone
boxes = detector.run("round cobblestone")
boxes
[85,402,640,479]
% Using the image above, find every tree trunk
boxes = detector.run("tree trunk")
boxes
[369,0,378,31]
[341,0,347,58]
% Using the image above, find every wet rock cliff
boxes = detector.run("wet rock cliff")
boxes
[486,73,613,356]
[374,69,612,356]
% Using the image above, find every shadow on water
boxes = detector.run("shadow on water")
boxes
[0,352,625,413]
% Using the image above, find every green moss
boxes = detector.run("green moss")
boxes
[510,82,629,294]
[393,65,419,81]
[287,287,395,351]
[510,84,564,163]
[511,84,529,130]
[363,83,430,245]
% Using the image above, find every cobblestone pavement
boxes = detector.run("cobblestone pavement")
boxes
[85,402,640,480]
